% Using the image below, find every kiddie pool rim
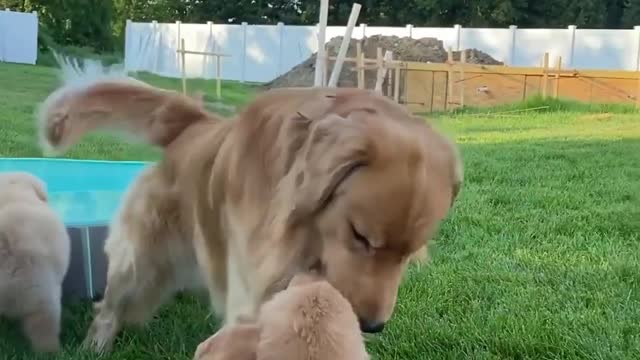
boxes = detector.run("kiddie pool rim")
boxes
[0,156,154,300]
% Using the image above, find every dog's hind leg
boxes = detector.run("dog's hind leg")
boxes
[82,256,135,353]
[82,222,146,353]
[82,227,179,353]
[119,266,176,325]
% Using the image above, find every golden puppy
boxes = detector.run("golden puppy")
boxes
[0,172,70,353]
[37,68,463,353]
[194,272,369,360]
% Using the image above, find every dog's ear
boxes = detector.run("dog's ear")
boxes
[290,114,369,222]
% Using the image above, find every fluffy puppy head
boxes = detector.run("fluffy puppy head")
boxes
[256,272,369,360]
[0,171,49,202]
[194,273,369,360]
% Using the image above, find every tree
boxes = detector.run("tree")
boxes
[623,0,640,27]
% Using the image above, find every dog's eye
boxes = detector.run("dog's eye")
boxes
[350,222,371,251]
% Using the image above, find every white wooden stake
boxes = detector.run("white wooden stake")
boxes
[327,3,362,87]
[314,0,329,87]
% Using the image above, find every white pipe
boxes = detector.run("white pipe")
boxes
[327,3,361,87]
[313,0,329,87]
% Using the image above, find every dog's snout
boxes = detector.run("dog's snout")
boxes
[358,318,385,333]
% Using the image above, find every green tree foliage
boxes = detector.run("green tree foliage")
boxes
[3,0,640,53]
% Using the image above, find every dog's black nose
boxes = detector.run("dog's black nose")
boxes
[359,319,385,333]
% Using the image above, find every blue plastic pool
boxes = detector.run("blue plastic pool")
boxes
[0,158,150,226]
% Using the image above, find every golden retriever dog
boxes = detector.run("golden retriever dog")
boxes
[37,69,463,353]
[193,272,369,360]
[0,172,71,353]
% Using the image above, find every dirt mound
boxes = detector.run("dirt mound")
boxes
[265,35,502,90]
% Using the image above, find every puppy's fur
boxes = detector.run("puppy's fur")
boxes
[0,172,70,353]
[194,272,368,360]
[37,70,463,352]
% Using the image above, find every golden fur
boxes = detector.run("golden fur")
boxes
[37,73,463,353]
[194,272,369,360]
[0,172,70,353]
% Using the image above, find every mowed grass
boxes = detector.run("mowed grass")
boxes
[0,63,259,161]
[0,62,639,359]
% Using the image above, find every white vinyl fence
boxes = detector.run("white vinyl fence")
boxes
[126,21,640,84]
[0,9,38,65]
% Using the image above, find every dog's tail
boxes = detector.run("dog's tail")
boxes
[36,53,209,156]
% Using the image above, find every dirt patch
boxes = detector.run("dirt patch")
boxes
[264,35,502,90]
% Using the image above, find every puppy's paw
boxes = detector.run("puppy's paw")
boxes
[194,324,261,360]
[194,330,223,360]
[30,335,61,354]
[409,245,431,265]
[21,307,62,354]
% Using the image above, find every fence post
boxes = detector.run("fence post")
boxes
[508,25,517,66]
[241,22,248,83]
[406,24,413,38]
[454,24,462,51]
[277,22,284,76]
[176,21,182,75]
[0,10,5,62]
[360,23,367,38]
[567,25,576,67]
[634,26,640,71]
[124,19,131,71]
[152,20,159,74]
[207,21,214,50]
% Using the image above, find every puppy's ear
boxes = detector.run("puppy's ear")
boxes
[194,324,260,360]
[31,179,48,202]
[288,272,323,288]
[290,114,369,222]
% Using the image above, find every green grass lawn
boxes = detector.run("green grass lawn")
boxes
[1,62,639,359]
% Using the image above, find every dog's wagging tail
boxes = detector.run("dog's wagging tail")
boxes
[37,74,209,156]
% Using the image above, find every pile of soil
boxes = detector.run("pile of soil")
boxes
[264,35,502,90]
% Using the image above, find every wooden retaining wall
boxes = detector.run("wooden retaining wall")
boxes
[400,53,640,112]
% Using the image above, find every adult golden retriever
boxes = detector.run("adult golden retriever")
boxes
[37,73,463,352]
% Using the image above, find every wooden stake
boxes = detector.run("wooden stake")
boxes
[542,52,549,99]
[460,49,466,107]
[636,71,640,109]
[324,52,329,86]
[328,3,362,87]
[447,47,453,107]
[554,55,562,98]
[394,66,401,102]
[180,38,187,94]
[374,48,384,92]
[356,41,364,89]
[387,52,394,96]
[216,55,222,99]
[314,0,329,87]
[374,51,393,93]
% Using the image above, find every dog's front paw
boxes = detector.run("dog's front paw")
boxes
[81,317,119,354]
